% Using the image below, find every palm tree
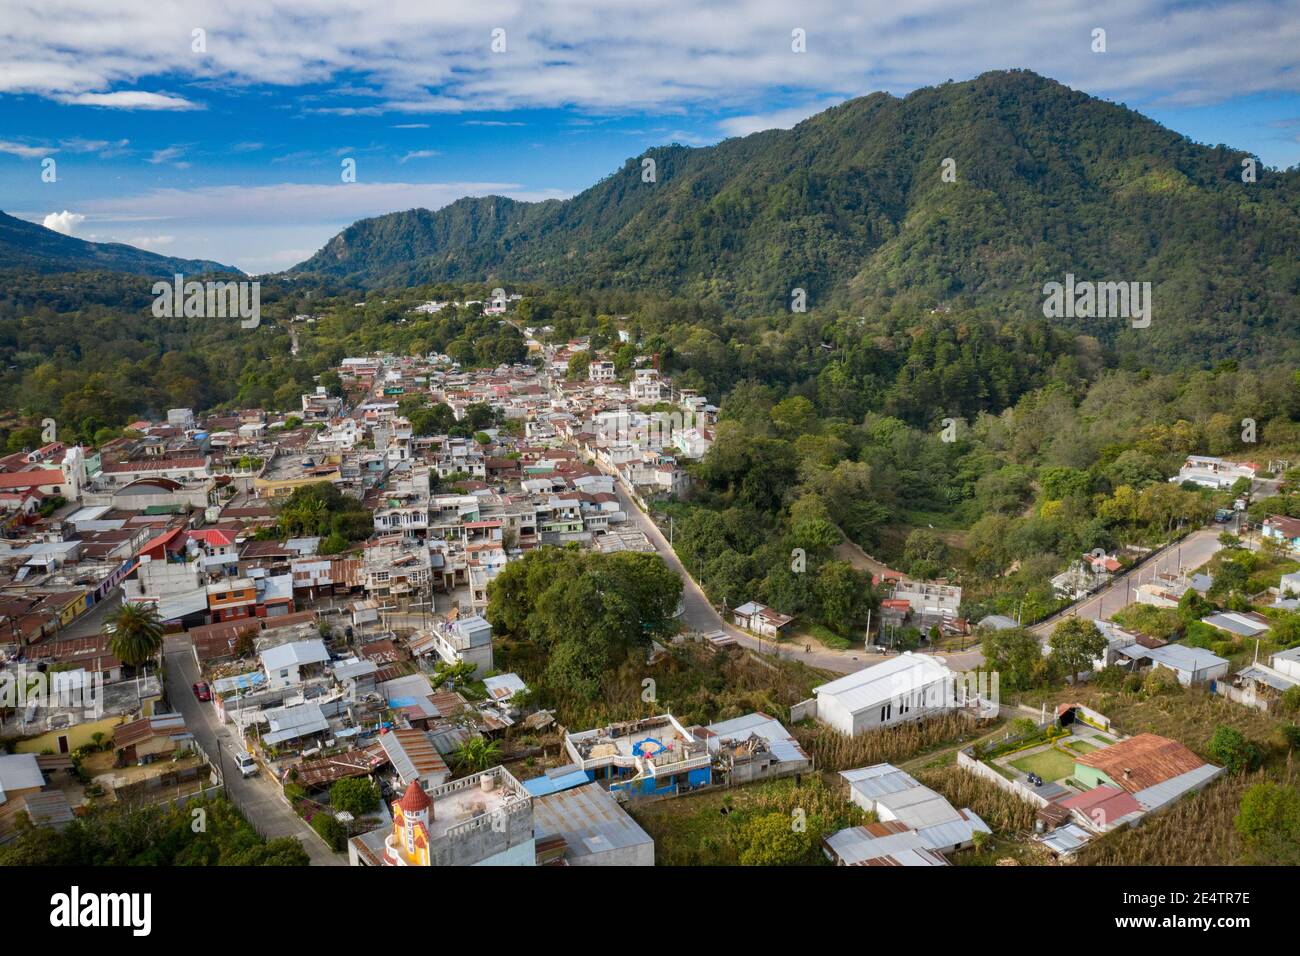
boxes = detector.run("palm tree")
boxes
[451,735,502,774]
[107,602,164,673]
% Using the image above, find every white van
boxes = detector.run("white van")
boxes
[234,751,258,778]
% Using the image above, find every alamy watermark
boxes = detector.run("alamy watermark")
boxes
[1042,274,1150,328]
[152,274,260,328]
[594,403,703,447]
[0,664,104,720]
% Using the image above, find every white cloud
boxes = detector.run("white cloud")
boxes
[147,145,188,164]
[54,91,202,111]
[398,150,440,163]
[0,140,50,158]
[122,234,175,250]
[0,1,1295,117]
[718,102,839,137]
[12,180,575,273]
[42,210,85,235]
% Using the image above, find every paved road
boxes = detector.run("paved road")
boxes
[162,637,345,865]
[1030,528,1223,639]
[594,467,880,675]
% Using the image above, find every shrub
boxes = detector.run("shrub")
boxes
[1142,667,1181,697]
[330,777,380,817]
[1280,724,1300,751]
[1234,782,1300,864]
[1207,725,1263,774]
[310,813,347,851]
[737,812,809,866]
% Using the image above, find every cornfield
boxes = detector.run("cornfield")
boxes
[1074,775,1254,866]
[916,764,1038,833]
[794,713,982,772]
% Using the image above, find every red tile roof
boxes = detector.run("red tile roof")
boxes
[397,779,432,813]
[1075,734,1207,793]
[0,469,63,489]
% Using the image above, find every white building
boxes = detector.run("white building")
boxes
[811,653,963,736]
[840,763,991,854]
[1171,455,1257,490]
[628,369,663,402]
[260,638,331,690]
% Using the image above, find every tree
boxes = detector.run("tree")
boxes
[1207,725,1262,775]
[451,735,502,773]
[1048,617,1107,686]
[980,626,1043,690]
[1280,685,1300,715]
[813,561,871,636]
[566,351,592,379]
[737,812,809,866]
[486,546,682,704]
[330,777,380,817]
[107,602,164,671]
[902,528,950,579]
[1234,782,1300,864]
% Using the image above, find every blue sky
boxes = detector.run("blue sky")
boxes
[2,0,1298,274]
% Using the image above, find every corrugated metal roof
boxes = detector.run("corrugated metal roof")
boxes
[1131,763,1223,812]
[263,702,329,745]
[814,653,953,714]
[1038,822,1093,855]
[261,638,330,671]
[705,712,809,765]
[914,810,991,851]
[840,763,922,800]
[379,728,449,784]
[532,782,653,860]
[824,825,948,866]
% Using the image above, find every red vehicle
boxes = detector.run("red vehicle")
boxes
[192,681,211,702]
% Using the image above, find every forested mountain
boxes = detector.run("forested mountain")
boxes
[0,211,240,276]
[292,69,1300,365]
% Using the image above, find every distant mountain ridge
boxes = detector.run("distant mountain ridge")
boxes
[0,211,241,277]
[291,69,1300,361]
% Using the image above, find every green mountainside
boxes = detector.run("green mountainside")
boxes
[0,210,240,277]
[292,69,1300,362]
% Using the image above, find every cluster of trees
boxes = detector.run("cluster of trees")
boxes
[397,395,499,439]
[270,484,374,554]
[486,546,683,705]
[0,797,308,865]
[1235,781,1300,865]
[978,617,1109,691]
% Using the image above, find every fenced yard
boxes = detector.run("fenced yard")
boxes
[1009,747,1076,782]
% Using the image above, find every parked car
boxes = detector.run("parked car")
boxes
[192,681,211,702]
[234,751,258,778]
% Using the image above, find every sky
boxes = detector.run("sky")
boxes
[2,0,1299,275]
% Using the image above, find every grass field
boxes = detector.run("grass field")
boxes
[1064,740,1098,754]
[1009,747,1076,781]
[627,776,868,866]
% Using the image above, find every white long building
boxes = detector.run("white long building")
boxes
[812,653,962,736]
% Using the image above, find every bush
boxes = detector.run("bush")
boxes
[1207,725,1263,775]
[330,777,380,817]
[1280,724,1300,751]
[1142,667,1181,697]
[737,812,809,866]
[310,813,347,852]
[1280,685,1300,714]
[1234,782,1300,864]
